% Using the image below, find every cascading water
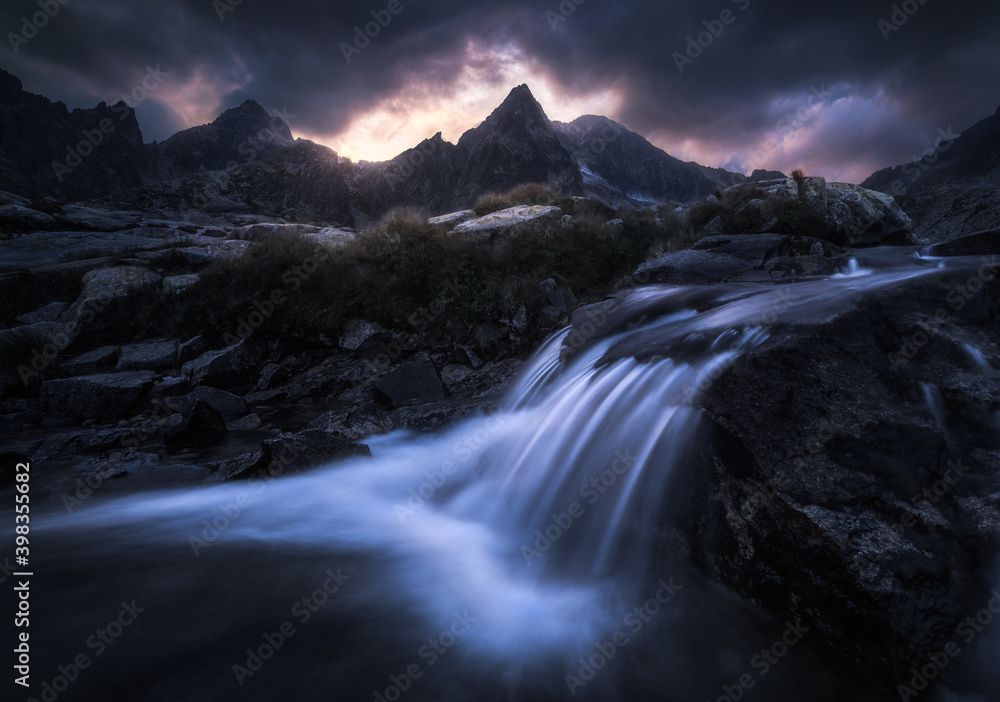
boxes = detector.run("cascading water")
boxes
[23,248,998,701]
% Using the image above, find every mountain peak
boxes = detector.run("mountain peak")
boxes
[497,84,544,114]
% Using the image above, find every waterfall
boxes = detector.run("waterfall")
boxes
[29,249,992,702]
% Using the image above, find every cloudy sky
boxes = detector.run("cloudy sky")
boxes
[2,0,998,183]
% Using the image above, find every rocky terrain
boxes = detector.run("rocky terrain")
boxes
[863,105,1000,243]
[2,68,1000,699]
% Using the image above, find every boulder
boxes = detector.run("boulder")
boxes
[182,340,264,390]
[163,274,200,295]
[116,340,178,372]
[15,301,68,326]
[428,210,477,231]
[165,386,247,420]
[177,336,208,365]
[450,205,563,250]
[262,429,370,477]
[41,371,156,419]
[163,400,228,447]
[61,346,120,376]
[632,234,847,286]
[339,319,387,351]
[928,229,1000,257]
[375,353,445,408]
[62,266,162,332]
[0,204,57,229]
[307,405,395,441]
[681,268,1000,688]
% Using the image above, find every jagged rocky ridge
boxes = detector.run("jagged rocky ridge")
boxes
[863,105,1000,243]
[0,70,756,226]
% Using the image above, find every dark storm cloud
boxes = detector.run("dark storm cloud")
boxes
[1,0,997,179]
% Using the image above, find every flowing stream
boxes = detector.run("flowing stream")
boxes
[23,248,999,701]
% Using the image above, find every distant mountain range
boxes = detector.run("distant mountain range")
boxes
[0,69,782,226]
[3,65,996,235]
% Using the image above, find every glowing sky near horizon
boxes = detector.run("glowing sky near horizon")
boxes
[2,0,997,184]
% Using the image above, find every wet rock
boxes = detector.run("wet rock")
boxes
[632,234,847,286]
[307,405,394,441]
[163,400,228,447]
[116,340,178,372]
[207,450,267,481]
[681,268,1000,689]
[374,353,445,408]
[41,371,156,419]
[262,429,370,477]
[928,229,1000,257]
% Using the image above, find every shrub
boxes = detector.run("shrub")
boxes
[473,183,557,217]
[473,193,512,217]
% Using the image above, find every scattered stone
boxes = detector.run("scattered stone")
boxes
[15,301,68,326]
[227,413,262,431]
[61,346,121,376]
[177,336,208,365]
[182,339,264,389]
[262,429,370,477]
[116,340,178,372]
[339,320,387,351]
[450,205,563,250]
[41,371,156,420]
[374,353,445,408]
[163,400,228,447]
[428,210,477,230]
[163,274,200,295]
[307,405,394,441]
[165,386,247,420]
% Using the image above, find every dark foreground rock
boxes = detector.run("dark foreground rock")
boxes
[683,269,1000,689]
[374,353,445,408]
[632,234,848,286]
[41,371,156,419]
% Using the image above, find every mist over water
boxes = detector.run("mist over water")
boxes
[28,249,997,701]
